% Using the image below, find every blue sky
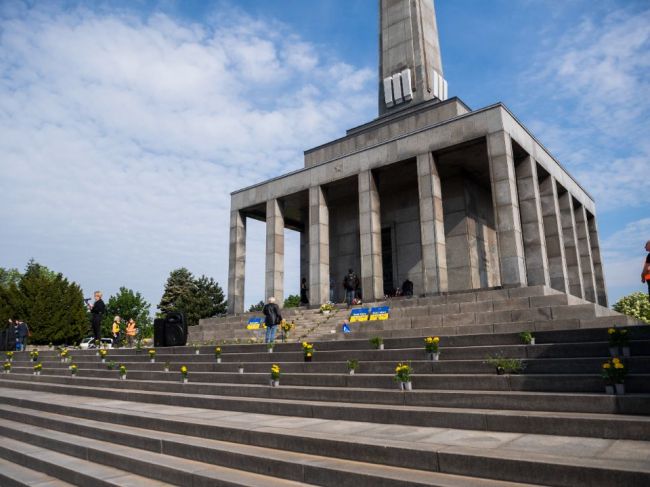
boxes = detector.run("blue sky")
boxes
[0,0,648,311]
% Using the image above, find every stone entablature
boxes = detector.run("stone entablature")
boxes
[232,103,594,213]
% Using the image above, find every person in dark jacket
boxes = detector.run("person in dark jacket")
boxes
[343,269,359,307]
[263,297,282,344]
[300,278,309,305]
[88,291,106,343]
[16,320,29,351]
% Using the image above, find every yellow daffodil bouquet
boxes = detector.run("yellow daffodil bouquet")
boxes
[148,349,156,359]
[5,351,13,361]
[281,320,294,333]
[30,349,39,361]
[602,358,626,384]
[424,336,440,353]
[70,364,78,375]
[60,349,69,361]
[302,342,314,358]
[3,361,11,372]
[119,364,127,377]
[180,365,188,379]
[214,347,222,358]
[270,364,281,381]
[607,327,629,348]
[394,362,412,383]
[33,363,42,372]
[98,349,107,359]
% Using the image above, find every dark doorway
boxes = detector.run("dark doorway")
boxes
[382,227,394,296]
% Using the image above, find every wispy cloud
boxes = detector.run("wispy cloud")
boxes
[0,1,375,307]
[520,5,650,210]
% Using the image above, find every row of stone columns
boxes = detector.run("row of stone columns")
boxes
[228,133,607,313]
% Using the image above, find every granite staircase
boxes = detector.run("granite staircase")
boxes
[1,320,649,486]
[192,286,638,345]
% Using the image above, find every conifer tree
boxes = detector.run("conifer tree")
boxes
[158,268,226,326]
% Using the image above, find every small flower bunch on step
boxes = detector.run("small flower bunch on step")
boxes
[319,302,335,314]
[30,349,39,362]
[302,342,314,361]
[5,351,13,362]
[393,362,412,383]
[369,337,384,350]
[33,363,42,375]
[519,331,535,345]
[70,364,78,376]
[346,359,359,374]
[270,363,281,380]
[99,349,108,360]
[281,320,295,334]
[215,347,222,359]
[3,361,11,373]
[424,337,440,353]
[60,349,69,362]
[602,358,626,384]
[119,364,127,379]
[180,365,188,381]
[149,349,156,362]
[608,327,629,356]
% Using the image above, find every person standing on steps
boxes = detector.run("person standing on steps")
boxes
[87,291,105,344]
[343,269,359,308]
[642,240,650,301]
[263,297,282,344]
[300,277,309,306]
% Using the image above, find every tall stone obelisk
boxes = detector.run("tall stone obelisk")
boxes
[379,0,447,115]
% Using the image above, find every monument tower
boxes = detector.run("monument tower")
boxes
[227,0,606,313]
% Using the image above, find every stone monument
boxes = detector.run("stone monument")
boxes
[227,0,606,313]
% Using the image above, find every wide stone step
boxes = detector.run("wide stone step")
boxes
[0,456,76,487]
[0,405,543,487]
[3,389,650,487]
[0,436,173,486]
[14,356,650,376]
[1,381,649,439]
[9,365,650,394]
[0,418,312,487]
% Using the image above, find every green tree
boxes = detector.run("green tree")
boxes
[613,292,650,324]
[0,267,21,288]
[158,268,226,327]
[0,260,87,344]
[248,300,264,312]
[102,287,153,338]
[283,294,301,308]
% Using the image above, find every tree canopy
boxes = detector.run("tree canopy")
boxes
[158,268,226,326]
[0,260,87,344]
[613,292,650,324]
[101,287,153,338]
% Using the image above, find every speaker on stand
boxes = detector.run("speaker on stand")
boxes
[164,312,187,347]
[153,318,166,347]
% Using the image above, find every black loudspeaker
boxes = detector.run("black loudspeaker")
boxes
[153,318,166,347]
[0,329,16,352]
[164,312,187,347]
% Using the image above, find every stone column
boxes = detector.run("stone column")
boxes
[515,156,550,286]
[486,131,527,287]
[227,210,246,314]
[309,186,330,305]
[358,170,384,301]
[300,229,309,298]
[417,152,448,294]
[265,199,284,306]
[538,176,569,293]
[587,213,608,307]
[558,192,584,299]
[574,204,597,303]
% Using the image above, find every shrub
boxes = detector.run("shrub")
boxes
[612,292,650,324]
